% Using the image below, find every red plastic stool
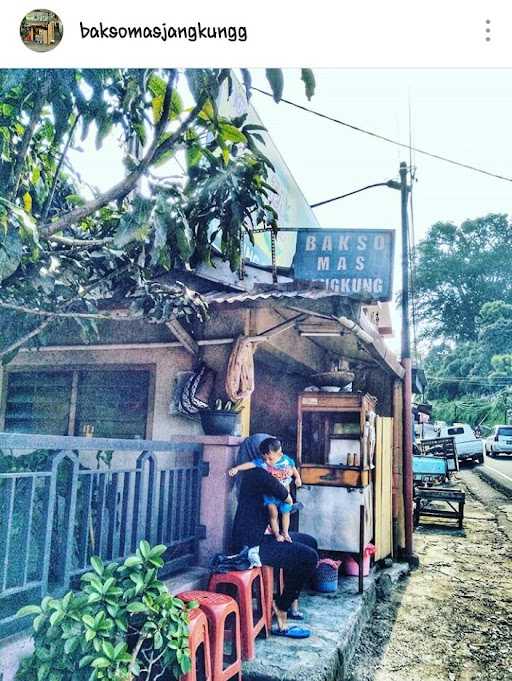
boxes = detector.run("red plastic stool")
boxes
[178,591,242,681]
[180,607,212,681]
[261,566,285,629]
[208,568,267,661]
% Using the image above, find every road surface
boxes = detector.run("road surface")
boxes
[346,465,512,681]
[480,451,512,495]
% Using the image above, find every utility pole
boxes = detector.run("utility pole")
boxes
[399,161,414,559]
[302,167,417,558]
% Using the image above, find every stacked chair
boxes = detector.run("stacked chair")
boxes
[179,565,283,681]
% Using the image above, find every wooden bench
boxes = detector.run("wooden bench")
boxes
[413,487,466,529]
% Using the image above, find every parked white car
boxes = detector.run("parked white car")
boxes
[485,425,512,457]
[438,423,484,464]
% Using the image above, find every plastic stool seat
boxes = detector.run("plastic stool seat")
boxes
[208,568,267,661]
[178,590,242,681]
[180,607,212,681]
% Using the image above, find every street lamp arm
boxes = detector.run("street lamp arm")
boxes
[309,180,400,209]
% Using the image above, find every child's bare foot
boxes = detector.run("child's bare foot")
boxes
[282,532,292,543]
[275,533,285,542]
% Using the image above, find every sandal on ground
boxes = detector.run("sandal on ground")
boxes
[271,625,310,639]
[287,608,305,620]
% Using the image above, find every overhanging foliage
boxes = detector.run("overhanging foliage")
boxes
[0,68,316,362]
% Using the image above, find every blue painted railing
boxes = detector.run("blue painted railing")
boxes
[0,433,206,639]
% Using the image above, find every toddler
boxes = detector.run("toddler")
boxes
[229,437,302,542]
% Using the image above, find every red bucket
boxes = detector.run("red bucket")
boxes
[342,544,376,577]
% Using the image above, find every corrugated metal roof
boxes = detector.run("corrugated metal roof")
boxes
[203,288,339,305]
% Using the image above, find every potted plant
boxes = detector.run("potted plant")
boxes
[15,541,195,681]
[200,399,243,436]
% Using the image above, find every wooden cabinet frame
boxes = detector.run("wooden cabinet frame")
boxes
[297,392,377,488]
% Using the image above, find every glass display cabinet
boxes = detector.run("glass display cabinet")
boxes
[296,392,378,592]
[296,392,377,487]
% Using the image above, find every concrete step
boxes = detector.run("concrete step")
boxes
[164,566,210,594]
[243,563,409,681]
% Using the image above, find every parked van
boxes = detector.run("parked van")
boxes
[485,425,512,457]
[438,423,484,464]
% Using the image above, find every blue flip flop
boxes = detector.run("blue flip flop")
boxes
[271,625,311,639]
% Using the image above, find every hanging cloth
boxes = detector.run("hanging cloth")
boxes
[225,336,255,402]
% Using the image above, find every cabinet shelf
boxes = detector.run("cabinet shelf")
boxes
[300,463,371,488]
[301,463,371,471]
[328,433,361,440]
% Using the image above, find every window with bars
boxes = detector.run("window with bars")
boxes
[4,369,150,439]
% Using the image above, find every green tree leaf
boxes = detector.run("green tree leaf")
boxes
[90,556,104,577]
[17,604,42,618]
[90,657,111,668]
[0,227,22,282]
[265,69,284,103]
[301,68,316,100]
[219,123,247,144]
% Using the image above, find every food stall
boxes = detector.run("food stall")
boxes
[296,376,378,592]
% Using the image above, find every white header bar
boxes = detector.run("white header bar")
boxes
[2,1,509,67]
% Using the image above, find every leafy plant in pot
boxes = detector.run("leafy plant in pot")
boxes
[15,541,195,681]
[200,399,243,436]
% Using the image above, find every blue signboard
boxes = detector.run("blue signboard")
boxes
[292,228,395,302]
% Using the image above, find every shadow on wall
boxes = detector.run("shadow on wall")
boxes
[250,358,306,454]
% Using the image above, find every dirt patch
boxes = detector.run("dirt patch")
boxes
[346,483,512,681]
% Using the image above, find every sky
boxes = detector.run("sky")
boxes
[248,69,512,351]
[69,69,512,352]
[250,69,512,231]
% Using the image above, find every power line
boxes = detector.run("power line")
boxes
[427,372,512,380]
[309,181,391,208]
[426,375,512,386]
[251,87,512,184]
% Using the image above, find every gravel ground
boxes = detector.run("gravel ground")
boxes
[346,472,512,681]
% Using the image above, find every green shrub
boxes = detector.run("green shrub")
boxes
[16,541,195,681]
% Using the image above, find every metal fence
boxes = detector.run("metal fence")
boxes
[0,432,206,639]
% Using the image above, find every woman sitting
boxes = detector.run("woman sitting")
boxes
[231,435,318,637]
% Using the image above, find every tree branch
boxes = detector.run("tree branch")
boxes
[0,318,52,360]
[39,71,181,240]
[0,262,138,356]
[42,114,81,222]
[152,96,207,164]
[39,162,148,239]
[38,91,208,240]
[155,69,177,138]
[48,235,113,247]
[80,263,132,295]
[145,647,166,679]
[0,300,143,322]
[9,80,50,199]
[127,633,147,681]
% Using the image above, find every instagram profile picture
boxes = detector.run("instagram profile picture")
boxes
[20,9,63,52]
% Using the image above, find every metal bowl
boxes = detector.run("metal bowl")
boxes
[311,370,355,388]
